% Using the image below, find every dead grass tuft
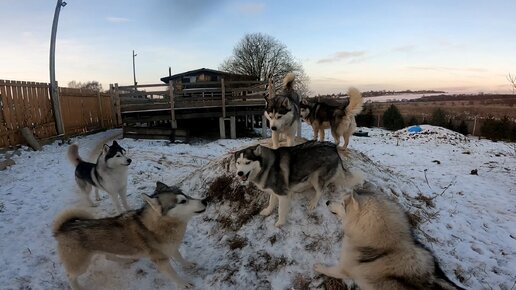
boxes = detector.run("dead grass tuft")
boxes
[407,211,422,228]
[228,235,248,250]
[415,193,435,208]
[246,250,292,273]
[292,274,311,290]
[323,277,349,290]
[206,174,267,231]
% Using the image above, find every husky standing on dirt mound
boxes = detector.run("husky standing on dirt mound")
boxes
[315,189,465,290]
[234,141,364,227]
[264,72,301,149]
[67,140,131,213]
[300,88,363,149]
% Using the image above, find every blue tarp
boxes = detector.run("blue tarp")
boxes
[407,125,422,133]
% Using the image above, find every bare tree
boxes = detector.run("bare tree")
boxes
[220,33,311,97]
[68,80,103,92]
[508,73,516,93]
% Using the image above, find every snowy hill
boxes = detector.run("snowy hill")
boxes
[0,124,514,289]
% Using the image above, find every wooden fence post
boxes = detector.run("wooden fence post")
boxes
[114,83,122,126]
[169,80,177,129]
[97,90,104,128]
[109,84,116,127]
[221,78,226,118]
[472,116,477,136]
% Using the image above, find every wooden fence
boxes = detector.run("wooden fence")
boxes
[0,79,118,148]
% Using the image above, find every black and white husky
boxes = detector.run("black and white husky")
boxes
[265,72,301,149]
[67,141,132,213]
[234,141,363,227]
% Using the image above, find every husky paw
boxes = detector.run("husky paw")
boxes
[182,261,197,269]
[95,197,101,201]
[313,263,327,273]
[274,220,285,228]
[260,208,273,216]
[177,280,194,289]
[308,200,318,211]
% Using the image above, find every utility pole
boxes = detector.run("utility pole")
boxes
[132,50,137,87]
[49,0,67,135]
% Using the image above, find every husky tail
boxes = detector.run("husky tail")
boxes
[67,144,82,166]
[283,72,296,90]
[336,167,365,189]
[346,87,364,117]
[52,208,94,235]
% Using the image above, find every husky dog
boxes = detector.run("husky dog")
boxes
[53,181,207,290]
[68,141,131,213]
[264,72,300,149]
[300,88,363,149]
[315,190,465,290]
[234,141,363,227]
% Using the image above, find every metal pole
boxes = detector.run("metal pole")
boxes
[49,0,67,135]
[132,50,137,87]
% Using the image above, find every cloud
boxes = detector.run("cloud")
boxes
[317,51,366,64]
[237,3,265,14]
[407,66,487,72]
[106,17,130,23]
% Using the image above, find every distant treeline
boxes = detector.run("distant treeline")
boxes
[416,94,516,102]
[315,90,445,98]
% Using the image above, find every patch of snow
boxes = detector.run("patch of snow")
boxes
[0,124,514,289]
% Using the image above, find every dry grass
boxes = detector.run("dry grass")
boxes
[415,193,435,208]
[246,250,292,273]
[322,277,349,290]
[227,235,248,250]
[292,274,311,290]
[206,174,267,231]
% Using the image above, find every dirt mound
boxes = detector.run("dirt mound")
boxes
[389,125,469,145]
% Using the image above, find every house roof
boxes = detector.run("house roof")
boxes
[160,68,256,83]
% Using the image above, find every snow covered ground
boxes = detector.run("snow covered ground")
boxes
[0,124,514,290]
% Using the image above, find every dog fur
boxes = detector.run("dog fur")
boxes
[68,141,131,213]
[53,181,207,290]
[314,189,465,290]
[300,88,363,149]
[264,72,301,149]
[234,141,364,227]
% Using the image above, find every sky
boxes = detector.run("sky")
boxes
[1,0,516,94]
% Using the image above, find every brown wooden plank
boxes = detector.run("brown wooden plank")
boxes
[0,82,8,147]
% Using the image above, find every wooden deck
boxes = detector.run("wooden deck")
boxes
[111,80,269,140]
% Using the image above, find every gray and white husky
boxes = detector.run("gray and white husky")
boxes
[300,88,363,149]
[67,141,132,213]
[315,189,465,290]
[53,181,207,290]
[265,72,301,149]
[234,141,363,227]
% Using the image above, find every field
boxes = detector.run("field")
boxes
[0,124,515,289]
[364,94,516,134]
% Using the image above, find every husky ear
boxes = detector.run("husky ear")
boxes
[103,144,110,153]
[142,193,162,214]
[112,140,119,146]
[253,145,262,156]
[350,192,360,211]
[155,181,170,193]
[281,97,291,109]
